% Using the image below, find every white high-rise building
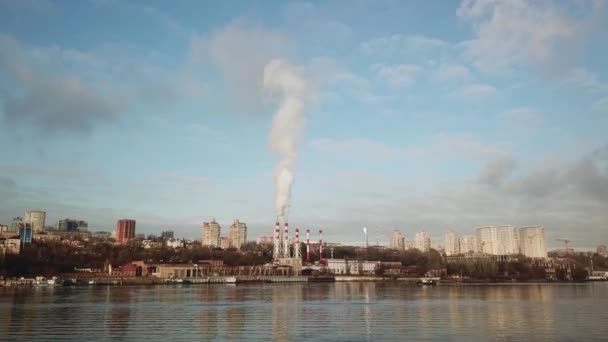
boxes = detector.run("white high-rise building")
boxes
[519,226,547,258]
[24,210,46,233]
[415,231,431,252]
[444,230,460,256]
[229,219,247,249]
[460,235,479,253]
[389,230,405,250]
[476,225,519,255]
[202,219,221,247]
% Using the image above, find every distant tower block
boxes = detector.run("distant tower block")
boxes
[273,221,281,261]
[306,229,310,263]
[294,228,301,259]
[283,222,290,258]
[319,229,323,261]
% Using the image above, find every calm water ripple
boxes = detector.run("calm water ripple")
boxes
[1,282,607,341]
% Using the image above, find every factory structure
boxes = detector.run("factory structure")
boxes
[272,221,326,274]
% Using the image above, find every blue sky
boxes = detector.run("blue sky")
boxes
[1,0,607,248]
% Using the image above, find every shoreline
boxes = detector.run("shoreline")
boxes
[1,275,602,287]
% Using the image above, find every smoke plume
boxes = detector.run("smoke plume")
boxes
[263,59,308,220]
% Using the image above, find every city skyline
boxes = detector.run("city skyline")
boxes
[0,207,604,251]
[1,1,607,247]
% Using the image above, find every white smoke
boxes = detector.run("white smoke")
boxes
[263,59,308,220]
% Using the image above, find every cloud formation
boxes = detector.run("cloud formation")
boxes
[188,22,289,111]
[478,158,517,186]
[0,35,127,134]
[360,34,447,56]
[458,0,601,73]
[371,63,421,88]
[304,143,608,246]
[449,83,497,101]
[497,107,544,125]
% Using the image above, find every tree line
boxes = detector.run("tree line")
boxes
[1,239,605,281]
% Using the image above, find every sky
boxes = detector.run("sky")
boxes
[0,0,607,249]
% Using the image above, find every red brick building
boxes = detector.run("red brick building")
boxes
[116,219,136,244]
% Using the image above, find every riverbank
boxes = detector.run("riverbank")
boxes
[2,275,600,287]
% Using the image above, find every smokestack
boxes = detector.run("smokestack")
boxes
[294,228,301,259]
[283,222,290,258]
[306,229,310,263]
[273,221,281,261]
[319,229,323,261]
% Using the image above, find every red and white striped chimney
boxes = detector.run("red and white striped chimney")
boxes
[273,221,281,261]
[319,229,323,261]
[283,222,290,258]
[306,229,310,263]
[294,228,301,259]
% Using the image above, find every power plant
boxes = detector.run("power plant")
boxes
[272,221,326,274]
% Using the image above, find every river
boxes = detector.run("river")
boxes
[1,282,607,341]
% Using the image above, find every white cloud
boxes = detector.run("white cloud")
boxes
[360,34,447,56]
[458,0,598,72]
[432,63,471,82]
[303,143,608,247]
[371,63,421,88]
[560,67,608,94]
[0,34,127,134]
[188,22,289,110]
[310,133,510,163]
[478,157,517,186]
[497,107,544,125]
[305,57,371,102]
[449,83,497,100]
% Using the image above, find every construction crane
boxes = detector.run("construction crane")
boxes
[556,239,573,254]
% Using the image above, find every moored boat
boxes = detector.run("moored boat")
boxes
[416,279,437,286]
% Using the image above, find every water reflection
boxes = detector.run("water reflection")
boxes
[225,287,245,340]
[105,285,131,338]
[198,286,218,339]
[0,283,607,341]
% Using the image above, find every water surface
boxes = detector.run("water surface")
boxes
[1,282,607,341]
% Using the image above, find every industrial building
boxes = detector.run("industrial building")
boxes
[326,259,381,275]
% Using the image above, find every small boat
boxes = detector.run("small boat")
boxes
[416,279,437,286]
[224,277,237,284]
[88,280,96,285]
